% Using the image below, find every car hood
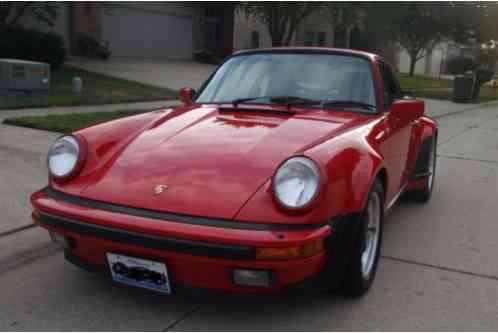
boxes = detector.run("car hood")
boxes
[80,106,368,219]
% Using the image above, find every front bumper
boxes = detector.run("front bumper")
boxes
[31,188,358,294]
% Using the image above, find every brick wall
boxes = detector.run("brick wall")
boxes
[72,2,102,52]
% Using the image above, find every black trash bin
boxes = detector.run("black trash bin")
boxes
[453,74,474,103]
[471,68,494,102]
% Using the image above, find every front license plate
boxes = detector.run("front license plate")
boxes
[106,253,171,294]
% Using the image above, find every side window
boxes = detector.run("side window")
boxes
[379,62,402,109]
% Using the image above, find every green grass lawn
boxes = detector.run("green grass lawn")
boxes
[4,72,498,134]
[0,66,178,110]
[397,73,498,102]
[2,110,148,133]
[397,73,453,90]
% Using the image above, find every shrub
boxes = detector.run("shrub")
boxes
[0,27,66,69]
[445,56,477,75]
[77,33,111,60]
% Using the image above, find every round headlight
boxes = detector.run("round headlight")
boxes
[48,136,80,178]
[273,156,321,209]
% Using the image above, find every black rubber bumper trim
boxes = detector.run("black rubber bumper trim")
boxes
[308,213,362,291]
[65,249,107,274]
[45,188,326,232]
[411,136,435,180]
[40,212,256,260]
[61,213,363,295]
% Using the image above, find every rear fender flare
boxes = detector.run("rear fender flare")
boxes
[409,117,438,179]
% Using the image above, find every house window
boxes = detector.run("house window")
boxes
[304,31,315,46]
[251,31,260,49]
[317,32,326,46]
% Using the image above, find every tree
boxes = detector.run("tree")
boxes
[384,3,455,76]
[0,2,59,32]
[238,2,320,47]
[324,2,364,48]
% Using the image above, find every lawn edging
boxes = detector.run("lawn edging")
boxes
[2,109,153,133]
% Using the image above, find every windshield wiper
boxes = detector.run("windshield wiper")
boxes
[287,99,376,112]
[268,96,318,104]
[230,95,317,107]
[231,96,269,106]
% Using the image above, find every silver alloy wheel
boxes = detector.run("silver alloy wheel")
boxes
[427,139,436,191]
[361,192,381,279]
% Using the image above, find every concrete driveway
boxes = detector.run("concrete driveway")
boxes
[67,57,217,91]
[1,99,498,330]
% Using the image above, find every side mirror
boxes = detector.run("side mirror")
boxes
[391,99,425,122]
[180,87,196,106]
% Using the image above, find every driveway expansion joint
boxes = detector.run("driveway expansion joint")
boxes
[431,101,498,120]
[437,154,498,165]
[381,255,498,282]
[0,223,37,238]
[0,243,62,275]
[162,305,202,331]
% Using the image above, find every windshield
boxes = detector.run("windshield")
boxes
[196,53,377,111]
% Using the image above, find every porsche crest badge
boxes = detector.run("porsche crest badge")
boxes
[153,184,168,196]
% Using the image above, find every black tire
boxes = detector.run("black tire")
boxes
[341,179,384,297]
[406,136,437,203]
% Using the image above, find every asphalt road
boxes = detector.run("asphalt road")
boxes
[1,100,498,331]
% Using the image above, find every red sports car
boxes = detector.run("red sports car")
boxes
[31,48,437,297]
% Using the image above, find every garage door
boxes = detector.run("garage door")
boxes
[101,7,194,60]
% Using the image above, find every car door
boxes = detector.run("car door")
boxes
[378,62,412,200]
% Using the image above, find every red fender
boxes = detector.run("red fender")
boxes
[235,126,385,225]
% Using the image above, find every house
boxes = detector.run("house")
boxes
[19,2,235,61]
[20,3,393,64]
[397,42,479,77]
[233,9,365,51]
[232,7,398,64]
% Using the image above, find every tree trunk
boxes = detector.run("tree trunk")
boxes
[330,25,336,46]
[409,56,417,76]
[345,26,352,49]
[283,25,295,46]
[8,3,31,28]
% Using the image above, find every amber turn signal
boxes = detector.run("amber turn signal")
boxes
[31,209,41,223]
[256,238,325,260]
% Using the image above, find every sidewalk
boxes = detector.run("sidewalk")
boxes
[66,57,216,91]
[0,100,180,122]
[1,98,493,121]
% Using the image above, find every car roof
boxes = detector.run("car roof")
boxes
[233,47,380,62]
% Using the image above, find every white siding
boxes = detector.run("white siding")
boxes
[233,11,272,50]
[399,48,428,75]
[233,9,333,50]
[398,43,448,77]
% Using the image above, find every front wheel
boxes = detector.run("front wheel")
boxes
[341,179,384,297]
